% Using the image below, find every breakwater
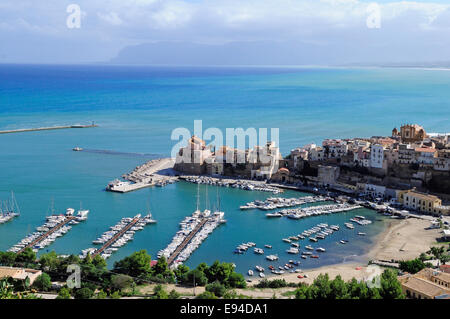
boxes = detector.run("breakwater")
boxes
[0,123,98,134]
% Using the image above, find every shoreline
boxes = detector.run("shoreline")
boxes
[252,217,442,285]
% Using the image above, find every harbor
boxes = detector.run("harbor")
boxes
[106,158,178,193]
[158,188,227,269]
[0,123,98,134]
[266,203,362,219]
[181,175,283,193]
[80,214,156,260]
[8,208,89,254]
[240,195,329,210]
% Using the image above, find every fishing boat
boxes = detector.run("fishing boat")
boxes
[358,232,366,236]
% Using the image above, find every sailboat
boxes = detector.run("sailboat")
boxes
[0,191,20,224]
[76,201,89,220]
[214,186,226,223]
[144,193,157,224]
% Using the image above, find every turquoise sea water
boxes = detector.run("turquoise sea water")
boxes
[0,65,449,274]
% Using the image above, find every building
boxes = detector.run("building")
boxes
[357,183,386,198]
[434,150,450,171]
[317,165,340,186]
[393,124,427,143]
[415,147,437,166]
[398,189,450,215]
[174,136,213,175]
[0,266,42,285]
[247,141,282,180]
[309,146,324,161]
[398,144,416,164]
[398,268,450,299]
[353,146,371,167]
[322,139,348,159]
[370,144,385,169]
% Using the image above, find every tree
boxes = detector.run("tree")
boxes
[205,261,234,285]
[186,269,208,286]
[227,272,246,289]
[169,289,181,299]
[113,250,152,278]
[95,290,108,299]
[16,248,36,264]
[206,281,227,297]
[56,287,72,299]
[174,264,190,283]
[329,275,348,299]
[379,269,404,299]
[429,246,445,261]
[32,273,52,292]
[399,258,427,274]
[308,274,332,299]
[0,251,17,266]
[74,287,94,299]
[152,284,168,299]
[111,274,134,291]
[39,251,61,272]
[195,291,217,299]
[294,285,310,299]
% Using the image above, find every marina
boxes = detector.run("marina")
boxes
[0,193,20,225]
[181,176,283,193]
[268,203,362,220]
[240,195,329,210]
[159,198,227,268]
[8,208,89,254]
[80,214,156,260]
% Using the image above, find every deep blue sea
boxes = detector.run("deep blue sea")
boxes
[0,65,449,275]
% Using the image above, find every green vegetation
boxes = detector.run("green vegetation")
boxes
[294,270,404,299]
[255,278,298,289]
[176,260,246,289]
[32,273,52,292]
[399,258,431,274]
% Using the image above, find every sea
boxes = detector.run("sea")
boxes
[0,64,449,275]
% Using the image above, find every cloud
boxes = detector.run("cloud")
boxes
[0,0,449,63]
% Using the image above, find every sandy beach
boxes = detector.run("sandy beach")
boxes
[252,217,442,285]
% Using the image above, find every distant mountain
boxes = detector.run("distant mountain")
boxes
[109,41,450,68]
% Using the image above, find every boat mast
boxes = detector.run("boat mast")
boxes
[11,191,20,215]
[196,183,200,212]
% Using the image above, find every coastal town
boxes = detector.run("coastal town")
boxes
[170,123,450,218]
[1,122,450,301]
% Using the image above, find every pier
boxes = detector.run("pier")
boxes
[167,219,208,265]
[159,209,226,268]
[0,123,98,134]
[240,195,329,210]
[268,203,362,220]
[180,175,283,193]
[16,216,76,254]
[91,216,140,258]
[106,158,178,193]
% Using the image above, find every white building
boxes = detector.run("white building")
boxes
[370,144,385,169]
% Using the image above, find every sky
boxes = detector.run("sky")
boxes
[0,0,450,65]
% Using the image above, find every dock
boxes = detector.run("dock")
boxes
[106,158,178,193]
[0,123,98,135]
[167,219,208,265]
[91,216,140,258]
[158,209,226,268]
[16,216,76,254]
